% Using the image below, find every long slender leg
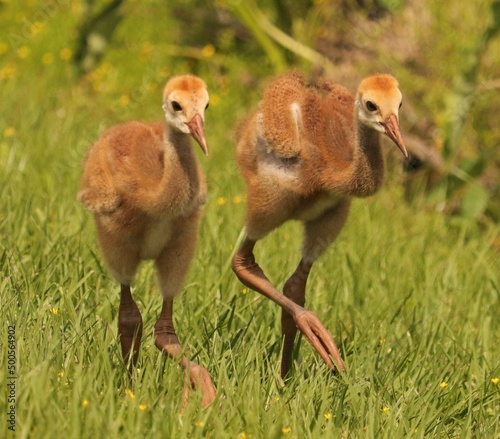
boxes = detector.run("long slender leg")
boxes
[118,284,143,367]
[154,212,216,409]
[281,259,311,378]
[232,238,345,373]
[154,298,216,409]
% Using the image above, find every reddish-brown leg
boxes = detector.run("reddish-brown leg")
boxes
[154,298,216,410]
[118,284,143,368]
[281,259,311,378]
[232,238,345,374]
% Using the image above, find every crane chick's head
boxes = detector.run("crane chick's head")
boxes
[356,75,408,158]
[162,75,210,155]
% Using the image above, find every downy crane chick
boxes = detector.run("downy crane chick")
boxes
[232,71,408,377]
[78,75,215,407]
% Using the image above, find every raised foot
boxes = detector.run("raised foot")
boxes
[294,308,345,373]
[183,362,217,410]
[155,331,216,411]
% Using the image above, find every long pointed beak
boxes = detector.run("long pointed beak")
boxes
[383,114,408,158]
[186,114,208,156]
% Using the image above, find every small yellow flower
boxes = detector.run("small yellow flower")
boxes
[201,44,216,58]
[58,370,65,378]
[324,413,333,420]
[195,421,205,428]
[82,399,90,407]
[4,127,16,138]
[42,53,54,65]
[241,288,248,295]
[216,197,227,206]
[50,308,59,315]
[0,65,16,80]
[491,377,499,385]
[124,389,136,400]
[232,195,244,204]
[118,95,130,107]
[138,404,148,411]
[159,67,171,78]
[273,397,280,403]
[440,381,448,389]
[17,46,30,59]
[237,433,249,439]
[282,427,291,434]
[30,21,45,35]
[141,42,153,56]
[382,406,390,414]
[0,43,8,55]
[379,338,386,345]
[210,93,221,106]
[60,48,73,61]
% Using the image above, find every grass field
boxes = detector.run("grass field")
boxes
[1,1,500,438]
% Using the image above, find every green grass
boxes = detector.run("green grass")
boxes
[1,1,500,438]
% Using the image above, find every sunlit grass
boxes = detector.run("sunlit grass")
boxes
[1,1,499,438]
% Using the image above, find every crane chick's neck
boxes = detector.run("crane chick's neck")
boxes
[163,124,192,151]
[346,116,385,197]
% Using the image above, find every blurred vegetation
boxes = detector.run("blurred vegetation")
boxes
[81,0,500,221]
[1,0,499,222]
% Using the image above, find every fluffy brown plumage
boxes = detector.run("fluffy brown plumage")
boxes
[78,74,215,408]
[232,71,407,377]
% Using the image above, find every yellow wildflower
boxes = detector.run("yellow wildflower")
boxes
[138,404,148,411]
[195,421,205,428]
[201,44,215,58]
[4,127,16,138]
[58,370,65,378]
[216,197,227,206]
[42,53,54,65]
[282,427,291,434]
[60,48,73,61]
[232,195,244,204]
[50,308,59,315]
[381,406,390,414]
[124,389,136,400]
[16,46,30,59]
[491,377,499,385]
[30,21,45,35]
[118,95,130,107]
[210,93,221,106]
[241,288,248,295]
[440,382,448,389]
[237,433,249,439]
[324,413,332,420]
[0,65,16,80]
[82,399,90,407]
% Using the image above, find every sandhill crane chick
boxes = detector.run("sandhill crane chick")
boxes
[232,71,407,377]
[78,75,215,408]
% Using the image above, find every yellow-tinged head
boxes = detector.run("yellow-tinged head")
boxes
[162,75,210,155]
[356,74,407,158]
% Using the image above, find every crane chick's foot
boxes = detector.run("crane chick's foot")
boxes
[292,308,345,373]
[154,314,216,410]
[118,285,143,368]
[233,238,345,374]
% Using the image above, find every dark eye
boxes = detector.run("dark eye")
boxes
[205,102,209,110]
[399,101,403,109]
[366,101,377,112]
[171,101,182,112]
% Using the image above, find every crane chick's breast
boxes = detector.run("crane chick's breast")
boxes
[255,134,301,191]
[139,217,174,260]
